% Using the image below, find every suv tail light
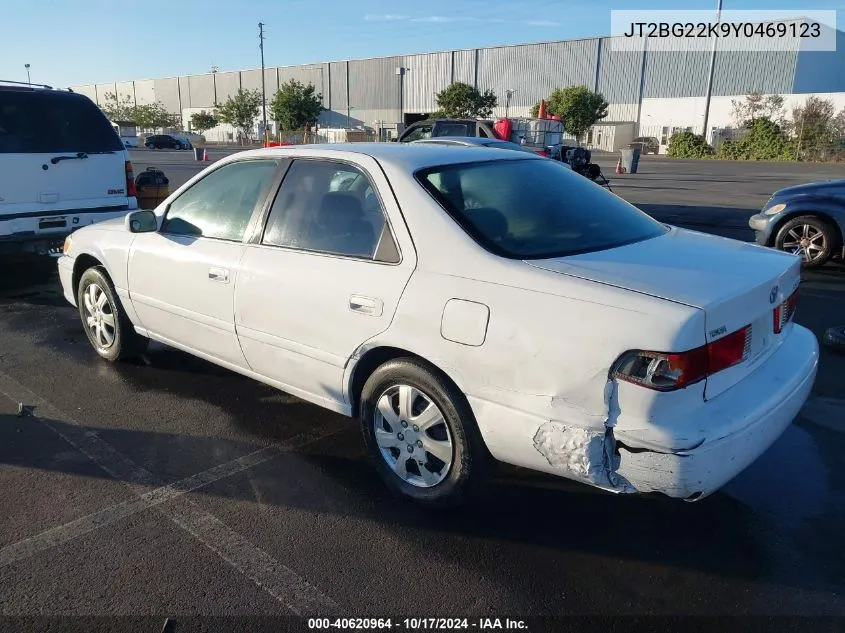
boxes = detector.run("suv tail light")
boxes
[773,288,798,334]
[125,161,137,197]
[612,325,752,392]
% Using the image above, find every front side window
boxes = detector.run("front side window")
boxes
[161,159,280,241]
[262,159,396,261]
[417,158,667,260]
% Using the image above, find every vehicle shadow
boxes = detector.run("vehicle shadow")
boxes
[3,388,841,595]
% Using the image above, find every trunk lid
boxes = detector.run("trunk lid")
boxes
[527,227,802,399]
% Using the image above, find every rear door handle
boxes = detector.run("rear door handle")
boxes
[349,295,383,316]
[208,267,229,283]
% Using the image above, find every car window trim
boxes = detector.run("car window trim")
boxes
[253,156,403,265]
[159,156,288,243]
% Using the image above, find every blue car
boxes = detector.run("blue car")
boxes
[749,179,845,268]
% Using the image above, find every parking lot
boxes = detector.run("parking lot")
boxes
[2,150,845,629]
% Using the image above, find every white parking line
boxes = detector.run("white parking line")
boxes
[0,371,342,616]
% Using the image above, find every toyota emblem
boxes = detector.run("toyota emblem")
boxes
[769,285,779,304]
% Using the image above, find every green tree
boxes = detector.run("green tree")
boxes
[217,89,262,141]
[132,102,181,130]
[270,79,324,130]
[99,92,135,121]
[532,86,609,141]
[793,95,838,161]
[432,82,497,119]
[715,118,795,161]
[190,110,218,134]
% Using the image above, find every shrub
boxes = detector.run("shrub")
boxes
[716,118,795,161]
[666,132,714,158]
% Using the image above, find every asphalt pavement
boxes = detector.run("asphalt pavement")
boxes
[1,150,844,630]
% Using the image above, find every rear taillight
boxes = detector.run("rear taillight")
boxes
[773,288,798,334]
[537,149,550,157]
[613,325,752,392]
[125,161,137,197]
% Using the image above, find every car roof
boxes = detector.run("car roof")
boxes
[234,142,541,171]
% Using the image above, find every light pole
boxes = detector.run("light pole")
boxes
[505,89,516,118]
[24,64,31,86]
[395,67,409,130]
[702,0,723,142]
[258,22,267,145]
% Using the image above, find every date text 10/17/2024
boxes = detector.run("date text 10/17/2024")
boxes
[308,618,529,630]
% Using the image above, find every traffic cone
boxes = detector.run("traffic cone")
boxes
[203,149,210,161]
[615,158,623,174]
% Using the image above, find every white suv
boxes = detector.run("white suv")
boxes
[0,82,138,257]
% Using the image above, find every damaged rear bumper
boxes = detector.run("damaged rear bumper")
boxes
[614,324,818,500]
[468,325,818,500]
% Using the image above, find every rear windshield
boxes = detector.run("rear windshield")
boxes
[0,91,124,153]
[416,158,667,259]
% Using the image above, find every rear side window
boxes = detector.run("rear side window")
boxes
[0,91,124,153]
[417,158,667,259]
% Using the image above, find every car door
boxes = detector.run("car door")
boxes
[235,156,416,410]
[127,157,283,368]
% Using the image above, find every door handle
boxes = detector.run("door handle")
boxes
[349,295,383,316]
[208,267,229,283]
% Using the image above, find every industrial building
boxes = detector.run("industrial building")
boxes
[70,19,845,153]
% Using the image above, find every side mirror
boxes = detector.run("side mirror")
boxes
[125,209,158,233]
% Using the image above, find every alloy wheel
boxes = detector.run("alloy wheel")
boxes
[372,384,454,488]
[83,283,116,349]
[781,224,827,263]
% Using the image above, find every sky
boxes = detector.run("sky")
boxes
[0,0,842,88]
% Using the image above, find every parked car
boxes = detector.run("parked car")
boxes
[399,118,563,157]
[412,137,573,169]
[145,134,189,150]
[628,137,660,155]
[0,80,137,258]
[748,179,845,268]
[174,131,205,145]
[57,143,817,507]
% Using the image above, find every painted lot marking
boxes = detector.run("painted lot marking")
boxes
[0,371,342,616]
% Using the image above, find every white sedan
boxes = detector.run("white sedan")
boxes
[58,143,819,506]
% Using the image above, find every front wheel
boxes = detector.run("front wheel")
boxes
[359,358,490,508]
[77,267,148,362]
[774,215,838,268]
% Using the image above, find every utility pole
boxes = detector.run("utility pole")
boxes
[259,22,267,144]
[24,63,31,86]
[702,0,723,143]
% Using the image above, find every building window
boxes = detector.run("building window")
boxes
[660,127,669,146]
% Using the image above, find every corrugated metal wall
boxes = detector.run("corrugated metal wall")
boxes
[642,37,711,99]
[240,69,264,93]
[349,56,402,126]
[597,37,643,105]
[452,49,475,85]
[477,40,599,116]
[153,78,181,113]
[794,25,845,94]
[186,74,215,108]
[115,81,135,104]
[69,26,845,129]
[214,71,241,103]
[134,80,155,105]
[73,84,99,104]
[402,52,450,113]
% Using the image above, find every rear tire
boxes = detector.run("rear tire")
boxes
[774,215,837,269]
[359,358,490,508]
[77,267,148,362]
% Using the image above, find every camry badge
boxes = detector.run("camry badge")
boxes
[769,285,779,304]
